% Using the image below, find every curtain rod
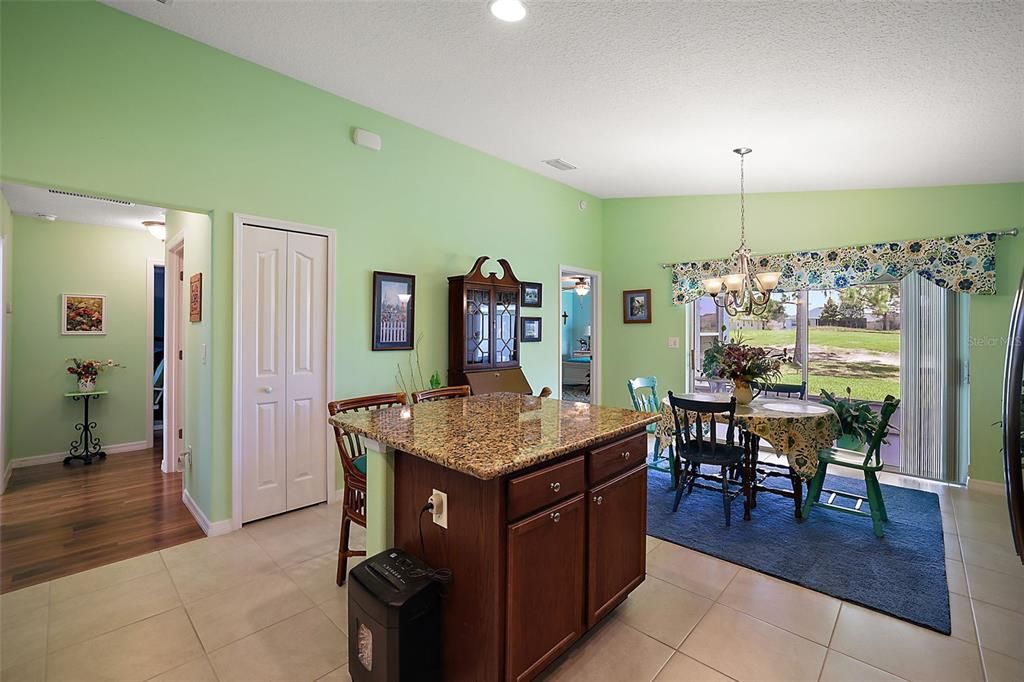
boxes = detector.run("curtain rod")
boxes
[659,228,1021,269]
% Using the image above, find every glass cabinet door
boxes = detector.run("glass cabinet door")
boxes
[465,286,492,368]
[494,287,519,367]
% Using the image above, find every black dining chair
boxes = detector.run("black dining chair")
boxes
[667,392,748,526]
[751,380,807,400]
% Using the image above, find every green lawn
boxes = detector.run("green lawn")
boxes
[778,369,899,403]
[739,327,900,353]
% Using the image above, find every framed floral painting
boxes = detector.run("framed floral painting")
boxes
[62,294,106,335]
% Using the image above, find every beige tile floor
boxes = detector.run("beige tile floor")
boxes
[1,473,1021,682]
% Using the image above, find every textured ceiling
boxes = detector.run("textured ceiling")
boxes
[102,1,1024,198]
[1,183,166,231]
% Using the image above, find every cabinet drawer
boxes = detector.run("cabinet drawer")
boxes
[507,456,585,521]
[589,432,647,484]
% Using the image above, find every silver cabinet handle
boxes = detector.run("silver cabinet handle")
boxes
[621,451,630,460]
[261,387,273,393]
[550,512,561,523]
[594,495,603,505]
[550,481,561,493]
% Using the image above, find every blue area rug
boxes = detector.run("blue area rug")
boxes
[646,467,951,634]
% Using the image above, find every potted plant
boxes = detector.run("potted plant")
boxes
[819,387,880,451]
[702,338,782,405]
[66,358,123,393]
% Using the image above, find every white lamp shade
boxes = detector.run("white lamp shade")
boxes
[702,277,724,294]
[585,325,592,336]
[723,273,745,292]
[754,271,782,292]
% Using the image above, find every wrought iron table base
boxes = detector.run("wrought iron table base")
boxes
[65,394,106,466]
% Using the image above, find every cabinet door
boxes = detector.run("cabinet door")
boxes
[465,286,492,370]
[588,465,647,627]
[493,286,520,368]
[506,495,585,682]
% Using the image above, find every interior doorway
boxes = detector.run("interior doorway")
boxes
[164,238,184,474]
[558,266,601,404]
[147,260,165,452]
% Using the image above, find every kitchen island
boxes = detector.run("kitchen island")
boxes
[329,392,660,681]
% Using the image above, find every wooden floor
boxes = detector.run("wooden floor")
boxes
[0,447,204,594]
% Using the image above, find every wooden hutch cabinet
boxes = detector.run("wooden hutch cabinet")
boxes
[448,256,523,388]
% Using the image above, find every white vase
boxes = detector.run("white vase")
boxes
[733,380,754,405]
[78,378,96,393]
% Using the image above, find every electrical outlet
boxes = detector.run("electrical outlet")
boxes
[667,336,680,349]
[431,489,448,529]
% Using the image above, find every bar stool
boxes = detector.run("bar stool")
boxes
[327,392,407,585]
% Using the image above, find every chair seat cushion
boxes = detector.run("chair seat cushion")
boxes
[352,455,367,475]
[819,447,882,471]
[677,441,745,466]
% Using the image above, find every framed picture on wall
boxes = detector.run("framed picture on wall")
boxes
[61,294,106,335]
[372,271,416,350]
[521,281,543,308]
[522,316,542,342]
[623,289,652,324]
[189,274,203,322]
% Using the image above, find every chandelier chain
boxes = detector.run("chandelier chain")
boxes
[739,151,746,248]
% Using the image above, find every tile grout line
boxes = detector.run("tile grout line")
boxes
[953,499,991,682]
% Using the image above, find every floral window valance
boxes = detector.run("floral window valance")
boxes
[668,232,999,305]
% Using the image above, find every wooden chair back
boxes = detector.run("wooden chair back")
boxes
[666,391,738,455]
[864,395,900,467]
[327,392,407,482]
[627,376,660,414]
[752,380,807,400]
[412,385,471,404]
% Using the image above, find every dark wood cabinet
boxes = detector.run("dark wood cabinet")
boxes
[587,465,648,626]
[449,256,522,387]
[393,430,649,682]
[506,495,586,682]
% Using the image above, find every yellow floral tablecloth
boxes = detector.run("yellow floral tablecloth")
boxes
[655,395,841,478]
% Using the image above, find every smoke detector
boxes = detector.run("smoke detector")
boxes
[543,158,577,171]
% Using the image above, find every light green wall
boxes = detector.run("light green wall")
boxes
[164,210,214,512]
[0,1,601,519]
[9,217,164,459]
[1,192,12,477]
[601,184,1024,483]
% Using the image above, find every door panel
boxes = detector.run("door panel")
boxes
[588,465,647,626]
[506,495,585,682]
[241,227,288,522]
[285,231,328,509]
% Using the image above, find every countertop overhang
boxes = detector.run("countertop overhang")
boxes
[329,392,660,480]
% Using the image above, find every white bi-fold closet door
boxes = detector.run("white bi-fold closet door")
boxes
[240,226,328,523]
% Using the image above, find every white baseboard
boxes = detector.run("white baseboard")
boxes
[10,440,151,468]
[967,477,1006,496]
[182,488,233,537]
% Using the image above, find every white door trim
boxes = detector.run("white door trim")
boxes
[232,213,337,531]
[557,265,602,405]
[145,258,165,450]
[163,236,184,474]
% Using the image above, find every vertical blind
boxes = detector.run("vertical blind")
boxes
[900,274,961,482]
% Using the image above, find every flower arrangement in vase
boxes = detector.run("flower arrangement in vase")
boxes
[702,338,781,405]
[66,358,123,393]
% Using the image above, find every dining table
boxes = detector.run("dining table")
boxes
[654,393,841,520]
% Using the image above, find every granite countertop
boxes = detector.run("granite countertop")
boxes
[328,392,660,480]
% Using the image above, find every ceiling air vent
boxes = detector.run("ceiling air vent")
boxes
[543,158,577,171]
[47,189,135,207]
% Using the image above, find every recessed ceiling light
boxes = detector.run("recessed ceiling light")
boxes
[489,0,526,23]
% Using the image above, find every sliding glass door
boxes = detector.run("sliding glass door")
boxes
[690,275,965,482]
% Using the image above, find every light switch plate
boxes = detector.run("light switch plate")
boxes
[667,337,680,349]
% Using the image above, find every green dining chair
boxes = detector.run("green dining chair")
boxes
[802,395,900,538]
[627,376,676,488]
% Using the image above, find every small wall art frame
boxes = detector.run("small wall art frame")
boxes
[372,271,416,351]
[189,273,203,322]
[521,281,543,308]
[61,294,106,335]
[623,289,652,324]
[522,316,543,342]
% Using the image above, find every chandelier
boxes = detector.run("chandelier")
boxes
[701,148,781,316]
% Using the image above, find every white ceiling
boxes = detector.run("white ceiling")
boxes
[103,1,1023,198]
[1,183,166,231]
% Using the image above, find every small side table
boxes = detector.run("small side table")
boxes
[63,390,109,466]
